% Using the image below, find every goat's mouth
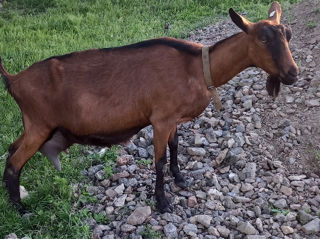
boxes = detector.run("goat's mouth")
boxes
[280,73,298,85]
[266,70,298,97]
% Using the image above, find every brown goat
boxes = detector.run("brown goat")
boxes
[1,2,298,213]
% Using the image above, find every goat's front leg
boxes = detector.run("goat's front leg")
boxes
[153,124,173,213]
[168,129,188,188]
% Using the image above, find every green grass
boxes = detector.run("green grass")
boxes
[137,159,153,166]
[97,145,118,178]
[0,0,299,238]
[306,20,317,29]
[270,207,290,216]
[140,225,161,239]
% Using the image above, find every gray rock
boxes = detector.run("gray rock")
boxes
[87,186,100,195]
[273,198,287,209]
[95,170,105,180]
[127,206,151,225]
[245,236,266,239]
[161,213,182,223]
[19,185,29,200]
[4,234,18,239]
[183,223,198,237]
[256,218,263,232]
[235,121,245,132]
[187,147,206,156]
[208,188,223,200]
[242,162,256,179]
[126,141,137,154]
[194,134,205,146]
[146,145,154,157]
[205,200,216,210]
[216,225,230,237]
[164,223,178,238]
[216,149,228,165]
[230,215,240,226]
[93,225,104,237]
[288,175,306,181]
[280,185,292,196]
[121,223,136,232]
[127,178,138,187]
[102,234,115,239]
[88,165,104,178]
[241,183,254,192]
[114,194,127,207]
[128,165,137,174]
[189,215,212,228]
[285,96,295,103]
[114,183,125,195]
[202,117,219,127]
[237,221,258,235]
[291,180,305,187]
[204,128,217,143]
[234,196,251,203]
[305,99,320,107]
[224,196,236,209]
[243,99,253,109]
[105,189,117,199]
[138,147,148,158]
[213,130,223,137]
[301,218,320,234]
[285,212,297,221]
[281,225,294,234]
[227,138,235,148]
[229,172,240,183]
[105,206,114,215]
[298,210,315,225]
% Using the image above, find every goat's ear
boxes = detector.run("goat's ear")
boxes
[268,1,282,24]
[229,8,252,34]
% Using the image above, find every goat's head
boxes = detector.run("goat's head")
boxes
[229,1,299,97]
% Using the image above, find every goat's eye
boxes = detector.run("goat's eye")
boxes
[261,38,268,44]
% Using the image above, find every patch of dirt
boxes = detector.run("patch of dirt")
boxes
[262,0,320,175]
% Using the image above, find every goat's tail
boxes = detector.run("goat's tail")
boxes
[0,56,14,94]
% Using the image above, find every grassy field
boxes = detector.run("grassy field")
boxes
[0,0,298,238]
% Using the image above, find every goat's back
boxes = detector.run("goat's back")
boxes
[10,38,209,136]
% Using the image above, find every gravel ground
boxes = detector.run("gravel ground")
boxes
[5,0,320,238]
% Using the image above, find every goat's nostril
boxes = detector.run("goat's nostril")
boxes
[288,67,298,77]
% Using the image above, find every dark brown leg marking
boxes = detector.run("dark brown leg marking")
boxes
[169,130,187,188]
[2,161,24,213]
[155,150,173,213]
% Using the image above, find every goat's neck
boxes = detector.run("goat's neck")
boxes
[209,33,252,87]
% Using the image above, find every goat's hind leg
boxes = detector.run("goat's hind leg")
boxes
[2,133,25,189]
[3,128,49,212]
[169,129,188,189]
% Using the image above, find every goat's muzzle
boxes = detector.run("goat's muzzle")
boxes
[281,66,298,85]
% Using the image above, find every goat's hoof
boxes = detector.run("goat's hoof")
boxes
[10,200,26,214]
[174,174,189,189]
[156,198,173,213]
[157,203,173,213]
[2,181,8,189]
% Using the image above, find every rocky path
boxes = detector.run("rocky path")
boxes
[6,0,320,239]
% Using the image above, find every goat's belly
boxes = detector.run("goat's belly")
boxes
[54,126,145,147]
